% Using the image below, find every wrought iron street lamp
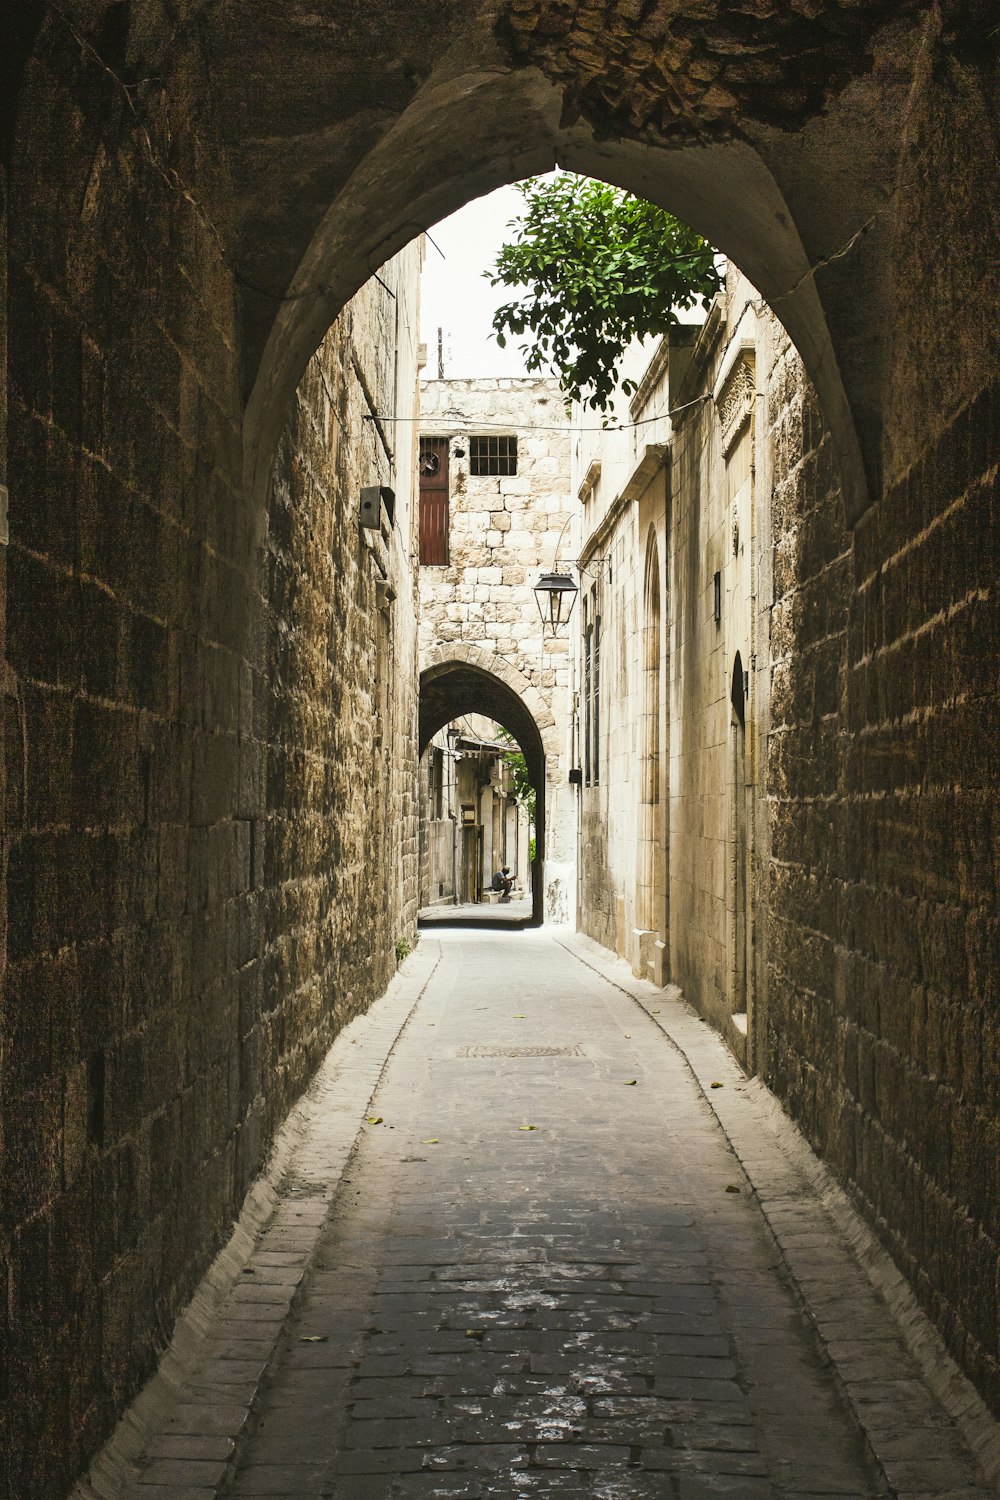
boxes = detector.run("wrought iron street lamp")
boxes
[533,513,608,637]
[533,570,579,635]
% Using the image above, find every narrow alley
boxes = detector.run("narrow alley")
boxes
[107,932,992,1500]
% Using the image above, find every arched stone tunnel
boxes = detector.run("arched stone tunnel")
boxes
[419,651,568,925]
[2,3,999,1493]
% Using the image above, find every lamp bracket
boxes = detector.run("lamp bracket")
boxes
[557,557,608,581]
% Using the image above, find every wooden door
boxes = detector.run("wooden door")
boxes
[419,437,449,565]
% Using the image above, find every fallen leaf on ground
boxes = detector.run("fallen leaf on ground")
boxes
[366,1115,384,1124]
[623,1079,637,1086]
[299,1335,328,1342]
[518,1124,538,1131]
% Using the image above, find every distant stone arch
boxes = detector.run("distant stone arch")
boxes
[420,643,561,768]
[419,644,561,924]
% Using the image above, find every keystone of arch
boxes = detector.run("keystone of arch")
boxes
[420,643,561,766]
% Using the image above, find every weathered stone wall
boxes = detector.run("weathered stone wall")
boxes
[762,21,1000,1413]
[665,286,764,1068]
[261,249,422,1150]
[572,342,659,963]
[576,174,1000,1419]
[1,22,421,1490]
[418,379,576,921]
[573,288,762,1040]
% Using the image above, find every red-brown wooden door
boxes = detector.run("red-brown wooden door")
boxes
[419,437,450,565]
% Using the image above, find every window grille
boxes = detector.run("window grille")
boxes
[469,435,517,476]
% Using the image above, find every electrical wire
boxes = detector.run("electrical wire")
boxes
[364,393,712,434]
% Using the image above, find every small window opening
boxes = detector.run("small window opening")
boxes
[731,652,746,729]
[469,435,517,476]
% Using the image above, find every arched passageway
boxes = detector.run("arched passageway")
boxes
[420,653,565,927]
[4,5,1000,1491]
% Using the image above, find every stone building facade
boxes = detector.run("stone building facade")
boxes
[575,273,772,1071]
[418,379,576,922]
[1,217,423,1493]
[575,232,1000,1417]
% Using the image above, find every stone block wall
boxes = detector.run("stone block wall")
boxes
[573,217,1000,1419]
[574,460,662,965]
[574,285,762,1046]
[418,379,576,921]
[759,25,1000,1414]
[1,25,421,1493]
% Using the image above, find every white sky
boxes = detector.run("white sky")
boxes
[419,184,534,381]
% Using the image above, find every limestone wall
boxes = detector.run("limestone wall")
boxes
[662,280,768,1069]
[2,39,422,1481]
[764,28,1000,1413]
[576,212,1000,1419]
[572,330,680,973]
[418,379,576,922]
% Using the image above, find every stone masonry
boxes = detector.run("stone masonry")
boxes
[2,84,423,1489]
[418,379,576,922]
[4,2,1000,1488]
[576,230,1000,1419]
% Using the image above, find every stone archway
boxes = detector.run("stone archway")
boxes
[420,644,568,925]
[6,3,1000,1475]
[217,4,939,527]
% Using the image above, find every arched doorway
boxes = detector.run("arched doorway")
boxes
[419,652,565,926]
[635,526,667,981]
[6,8,1000,1482]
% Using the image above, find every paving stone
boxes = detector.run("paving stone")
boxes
[113,931,996,1500]
[226,1463,327,1495]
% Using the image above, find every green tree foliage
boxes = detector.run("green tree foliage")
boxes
[498,731,536,825]
[487,173,721,410]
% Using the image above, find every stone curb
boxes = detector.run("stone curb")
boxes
[71,940,443,1500]
[558,931,1000,1497]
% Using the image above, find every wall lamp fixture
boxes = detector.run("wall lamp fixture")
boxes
[533,556,607,636]
[532,514,607,637]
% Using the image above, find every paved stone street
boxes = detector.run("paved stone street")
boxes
[101,929,998,1500]
[193,929,987,1500]
[418,900,534,926]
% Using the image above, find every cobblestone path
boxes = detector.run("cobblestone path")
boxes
[222,931,887,1499]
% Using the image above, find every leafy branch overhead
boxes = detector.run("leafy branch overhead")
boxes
[487,174,722,410]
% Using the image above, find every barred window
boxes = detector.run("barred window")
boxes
[469,435,517,476]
